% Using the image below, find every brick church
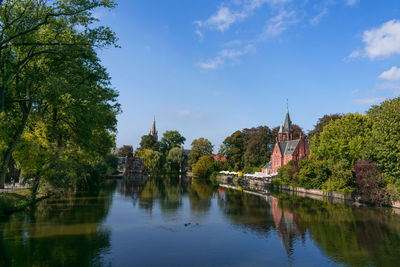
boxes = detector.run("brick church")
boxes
[262,108,309,174]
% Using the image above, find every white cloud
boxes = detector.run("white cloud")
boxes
[350,20,400,59]
[197,44,255,69]
[354,97,385,105]
[194,0,290,38]
[379,66,400,81]
[197,57,224,70]
[260,9,297,38]
[346,0,359,6]
[377,81,400,94]
[309,7,328,26]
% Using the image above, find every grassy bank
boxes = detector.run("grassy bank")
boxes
[0,190,47,215]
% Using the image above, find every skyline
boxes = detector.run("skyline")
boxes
[96,0,400,149]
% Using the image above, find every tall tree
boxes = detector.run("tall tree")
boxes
[160,130,186,154]
[188,138,213,166]
[0,0,118,189]
[243,126,273,168]
[367,97,400,196]
[310,113,372,169]
[219,130,245,170]
[166,147,185,172]
[117,146,133,157]
[308,114,342,140]
[139,134,159,151]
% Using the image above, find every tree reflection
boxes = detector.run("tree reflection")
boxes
[218,185,400,266]
[275,193,400,266]
[0,181,116,266]
[187,179,216,214]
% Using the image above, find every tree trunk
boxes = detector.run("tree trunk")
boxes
[0,102,31,189]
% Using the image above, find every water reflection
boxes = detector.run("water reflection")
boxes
[0,181,116,266]
[1,177,400,266]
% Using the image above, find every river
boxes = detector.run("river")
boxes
[1,176,400,266]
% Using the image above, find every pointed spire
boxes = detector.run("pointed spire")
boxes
[150,116,158,141]
[283,101,292,133]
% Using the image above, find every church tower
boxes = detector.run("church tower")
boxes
[149,116,158,141]
[278,107,294,142]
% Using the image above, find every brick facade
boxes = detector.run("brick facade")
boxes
[262,109,309,174]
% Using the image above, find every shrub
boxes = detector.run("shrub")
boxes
[278,161,297,185]
[193,156,214,178]
[322,160,354,194]
[354,160,388,205]
[294,159,330,189]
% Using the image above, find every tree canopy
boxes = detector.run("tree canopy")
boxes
[0,0,119,190]
[188,138,213,166]
[160,130,186,154]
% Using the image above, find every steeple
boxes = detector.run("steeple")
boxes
[278,101,294,141]
[283,101,292,133]
[149,116,158,141]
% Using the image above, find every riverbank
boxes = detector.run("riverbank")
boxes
[215,175,400,209]
[272,184,400,209]
[0,190,48,215]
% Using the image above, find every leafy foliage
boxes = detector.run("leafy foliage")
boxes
[192,156,214,178]
[188,138,213,166]
[367,98,400,193]
[354,160,388,204]
[139,135,159,151]
[308,114,342,140]
[160,131,186,154]
[117,145,133,157]
[310,113,372,168]
[219,126,273,171]
[0,0,119,191]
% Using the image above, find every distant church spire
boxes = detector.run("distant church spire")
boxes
[149,116,158,141]
[283,100,292,133]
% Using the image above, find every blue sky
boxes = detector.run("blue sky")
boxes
[96,0,400,150]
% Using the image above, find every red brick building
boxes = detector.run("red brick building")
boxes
[262,108,309,174]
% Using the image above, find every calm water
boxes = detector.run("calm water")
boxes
[1,177,400,266]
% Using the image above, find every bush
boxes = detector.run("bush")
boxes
[193,156,214,178]
[354,160,388,205]
[294,159,330,189]
[322,160,354,194]
[277,161,297,185]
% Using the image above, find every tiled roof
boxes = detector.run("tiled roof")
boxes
[278,139,299,156]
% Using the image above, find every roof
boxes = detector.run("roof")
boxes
[262,161,272,169]
[278,139,300,156]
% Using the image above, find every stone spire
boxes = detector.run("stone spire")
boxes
[283,104,292,133]
[150,116,158,141]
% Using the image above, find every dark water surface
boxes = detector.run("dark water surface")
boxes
[1,177,400,266]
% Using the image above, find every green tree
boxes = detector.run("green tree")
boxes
[310,113,372,169]
[166,147,185,172]
[294,159,331,189]
[308,114,342,140]
[322,160,354,194]
[139,134,159,151]
[192,156,214,178]
[117,145,133,157]
[141,149,162,171]
[0,0,118,189]
[188,138,213,166]
[219,130,245,171]
[243,126,273,168]
[160,130,186,154]
[367,97,400,197]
